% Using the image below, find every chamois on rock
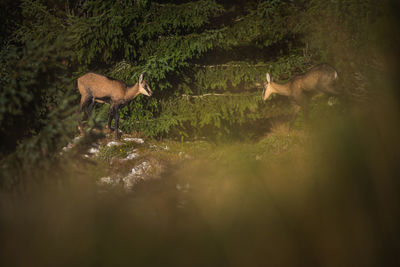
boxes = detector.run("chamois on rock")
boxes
[77,73,152,139]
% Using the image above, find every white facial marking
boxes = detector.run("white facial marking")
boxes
[140,82,152,96]
[263,83,274,101]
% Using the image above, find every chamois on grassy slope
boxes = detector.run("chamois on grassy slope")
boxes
[263,64,339,126]
[77,73,152,139]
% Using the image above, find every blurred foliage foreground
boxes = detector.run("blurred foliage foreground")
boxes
[1,96,399,267]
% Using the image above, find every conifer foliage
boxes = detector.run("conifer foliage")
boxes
[0,0,390,187]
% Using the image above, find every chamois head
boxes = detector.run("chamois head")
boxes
[262,72,274,101]
[138,73,153,96]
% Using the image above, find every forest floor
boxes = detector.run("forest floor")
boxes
[62,121,308,193]
[5,106,396,267]
[63,96,338,193]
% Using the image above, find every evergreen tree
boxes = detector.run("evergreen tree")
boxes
[0,0,391,188]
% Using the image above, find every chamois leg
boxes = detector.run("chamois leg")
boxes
[87,99,96,117]
[82,98,95,128]
[77,96,92,134]
[82,98,93,119]
[114,105,121,140]
[77,105,84,134]
[107,105,115,132]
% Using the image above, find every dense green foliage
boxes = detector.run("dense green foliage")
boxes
[0,0,397,188]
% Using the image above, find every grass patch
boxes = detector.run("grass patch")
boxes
[98,141,142,162]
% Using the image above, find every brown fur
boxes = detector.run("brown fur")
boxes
[263,64,339,127]
[77,72,152,139]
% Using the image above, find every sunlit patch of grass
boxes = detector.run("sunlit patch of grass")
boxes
[98,141,141,162]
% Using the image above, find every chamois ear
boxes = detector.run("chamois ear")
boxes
[139,73,144,84]
[266,73,271,83]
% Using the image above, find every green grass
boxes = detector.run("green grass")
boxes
[98,141,142,161]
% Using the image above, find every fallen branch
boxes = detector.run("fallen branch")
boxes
[192,64,269,68]
[182,93,226,98]
[182,92,260,98]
